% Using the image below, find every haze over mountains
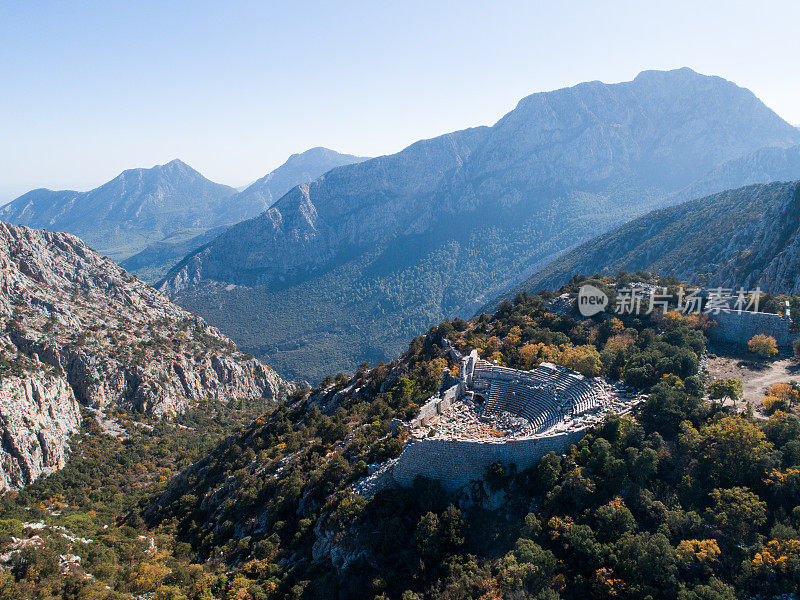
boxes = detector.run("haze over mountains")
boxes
[0,147,367,281]
[0,159,235,262]
[158,68,800,381]
[502,180,800,299]
[224,147,369,224]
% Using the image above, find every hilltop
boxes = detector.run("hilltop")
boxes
[140,274,800,599]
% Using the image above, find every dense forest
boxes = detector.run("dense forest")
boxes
[499,181,800,307]
[3,273,800,599]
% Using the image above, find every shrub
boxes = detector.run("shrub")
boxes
[749,334,778,358]
[767,382,799,406]
[762,395,790,414]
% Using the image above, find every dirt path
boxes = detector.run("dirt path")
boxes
[739,359,800,400]
[706,355,800,412]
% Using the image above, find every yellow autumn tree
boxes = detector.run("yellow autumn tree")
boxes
[707,486,767,543]
[604,333,636,352]
[762,395,786,414]
[749,334,779,358]
[768,382,799,405]
[676,539,721,575]
[606,317,625,336]
[543,344,603,377]
[518,343,546,370]
[132,560,171,592]
[697,416,775,486]
[504,326,522,349]
[591,567,626,597]
[752,538,800,574]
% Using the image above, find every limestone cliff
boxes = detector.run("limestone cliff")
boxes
[0,361,80,492]
[0,222,290,490]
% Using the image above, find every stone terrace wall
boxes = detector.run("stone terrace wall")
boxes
[392,429,585,493]
[710,310,792,349]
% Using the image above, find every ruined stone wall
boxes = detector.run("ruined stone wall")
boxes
[392,429,585,493]
[710,310,792,349]
[412,396,442,428]
[410,384,460,428]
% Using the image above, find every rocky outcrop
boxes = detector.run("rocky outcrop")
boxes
[0,222,291,489]
[0,365,81,492]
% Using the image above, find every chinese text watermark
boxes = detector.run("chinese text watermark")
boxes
[577,285,763,317]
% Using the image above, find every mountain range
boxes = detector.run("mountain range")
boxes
[5,63,800,600]
[157,68,800,381]
[498,180,800,299]
[0,159,235,262]
[0,147,366,281]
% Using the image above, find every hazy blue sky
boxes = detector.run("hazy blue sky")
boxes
[2,0,799,203]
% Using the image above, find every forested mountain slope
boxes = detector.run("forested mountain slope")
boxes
[671,144,800,204]
[160,68,800,380]
[138,276,800,599]
[500,180,800,301]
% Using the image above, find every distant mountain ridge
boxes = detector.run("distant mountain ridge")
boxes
[0,159,236,261]
[669,144,800,205]
[226,147,369,224]
[492,180,800,301]
[1,148,367,281]
[159,68,800,381]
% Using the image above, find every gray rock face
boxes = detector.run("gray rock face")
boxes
[0,367,81,492]
[159,68,800,380]
[161,130,488,290]
[0,222,290,489]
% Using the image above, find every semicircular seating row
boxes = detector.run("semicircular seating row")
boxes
[472,360,607,434]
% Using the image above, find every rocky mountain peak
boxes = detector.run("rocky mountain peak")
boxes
[0,161,238,263]
[225,147,370,224]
